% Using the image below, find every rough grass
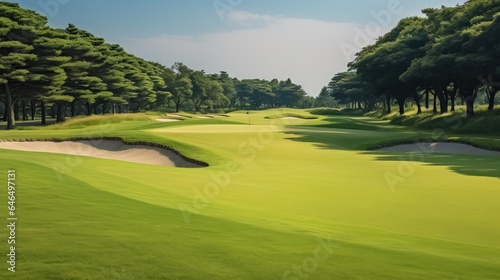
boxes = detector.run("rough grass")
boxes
[384,106,500,135]
[1,109,499,279]
[44,113,153,129]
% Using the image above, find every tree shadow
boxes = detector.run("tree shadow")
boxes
[281,116,500,180]
[364,152,500,179]
[314,116,390,131]
[283,124,424,151]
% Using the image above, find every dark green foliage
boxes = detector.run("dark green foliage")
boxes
[0,3,312,129]
[331,0,500,119]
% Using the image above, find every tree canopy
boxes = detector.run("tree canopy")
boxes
[0,3,313,129]
[326,0,500,117]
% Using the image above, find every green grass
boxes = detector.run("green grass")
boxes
[264,110,318,120]
[384,105,500,135]
[1,108,499,279]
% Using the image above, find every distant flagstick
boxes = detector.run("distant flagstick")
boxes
[247,111,250,127]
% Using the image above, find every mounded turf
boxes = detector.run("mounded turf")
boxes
[1,109,499,279]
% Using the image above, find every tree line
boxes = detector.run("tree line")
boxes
[324,0,499,117]
[0,2,312,129]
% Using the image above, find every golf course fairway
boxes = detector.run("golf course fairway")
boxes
[1,109,499,279]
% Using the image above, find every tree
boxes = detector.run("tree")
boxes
[1,3,315,122]
[315,87,336,108]
[166,63,193,112]
[25,27,70,124]
[0,2,45,129]
[246,79,274,109]
[350,17,428,115]
[214,71,237,109]
[273,78,307,108]
[190,70,209,112]
[235,80,253,108]
[402,1,500,117]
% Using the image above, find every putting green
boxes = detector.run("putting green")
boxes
[1,109,499,279]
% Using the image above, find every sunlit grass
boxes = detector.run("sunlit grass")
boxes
[0,109,499,279]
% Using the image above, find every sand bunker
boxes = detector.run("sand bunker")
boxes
[197,116,212,119]
[375,142,500,156]
[280,117,301,120]
[0,140,203,167]
[155,118,181,122]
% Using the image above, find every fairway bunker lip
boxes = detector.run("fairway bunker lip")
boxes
[0,138,208,168]
[371,141,500,156]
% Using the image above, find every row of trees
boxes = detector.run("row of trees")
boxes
[325,0,499,117]
[0,2,311,129]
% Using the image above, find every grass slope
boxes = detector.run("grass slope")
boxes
[1,109,499,279]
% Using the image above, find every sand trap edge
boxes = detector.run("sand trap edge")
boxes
[0,137,209,168]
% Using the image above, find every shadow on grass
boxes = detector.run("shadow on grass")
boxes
[365,152,500,180]
[283,116,426,151]
[0,119,57,130]
[317,117,408,131]
[282,116,500,179]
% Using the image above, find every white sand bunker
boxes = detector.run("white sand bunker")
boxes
[375,142,500,156]
[0,140,203,167]
[155,118,181,122]
[167,114,189,119]
[280,117,301,120]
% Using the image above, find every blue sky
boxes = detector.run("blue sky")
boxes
[8,0,464,96]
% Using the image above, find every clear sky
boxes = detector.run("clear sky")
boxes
[7,0,464,96]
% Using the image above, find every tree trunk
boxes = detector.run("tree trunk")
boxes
[102,103,107,115]
[425,90,429,109]
[386,96,391,114]
[4,83,15,130]
[22,101,28,121]
[41,101,47,125]
[436,87,448,114]
[450,86,458,112]
[175,101,180,113]
[396,97,405,115]
[93,104,99,115]
[51,105,56,118]
[86,102,92,116]
[30,100,36,120]
[70,101,77,117]
[118,105,122,114]
[466,97,475,118]
[13,100,20,121]
[463,85,476,118]
[56,103,66,123]
[112,103,116,114]
[487,89,497,111]
[413,91,422,114]
[430,90,437,114]
[3,105,7,122]
[450,94,456,112]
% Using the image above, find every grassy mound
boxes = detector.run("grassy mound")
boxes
[45,113,153,129]
[264,112,318,120]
